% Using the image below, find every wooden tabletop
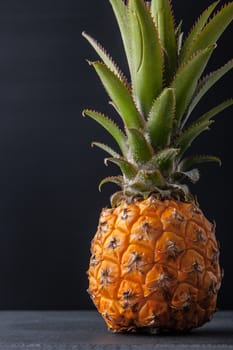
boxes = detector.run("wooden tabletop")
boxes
[0,310,232,349]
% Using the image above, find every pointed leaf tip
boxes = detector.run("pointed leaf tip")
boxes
[179,155,222,171]
[91,142,120,158]
[104,157,138,179]
[196,99,233,124]
[82,31,127,83]
[85,59,93,66]
[184,2,233,61]
[82,109,127,155]
[99,176,123,192]
[180,1,220,62]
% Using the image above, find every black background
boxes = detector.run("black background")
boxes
[0,0,232,310]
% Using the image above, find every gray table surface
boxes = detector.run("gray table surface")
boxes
[0,311,232,350]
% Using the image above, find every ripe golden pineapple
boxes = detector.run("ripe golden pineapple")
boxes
[83,0,233,332]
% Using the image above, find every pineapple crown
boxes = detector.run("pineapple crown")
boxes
[83,0,233,206]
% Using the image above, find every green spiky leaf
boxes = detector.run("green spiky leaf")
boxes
[82,32,126,82]
[83,109,127,155]
[151,0,177,83]
[91,142,120,158]
[128,0,163,115]
[110,191,129,207]
[176,99,233,159]
[108,0,132,75]
[183,2,233,61]
[184,59,233,125]
[180,1,220,62]
[83,1,233,203]
[153,147,180,165]
[171,168,200,183]
[147,88,175,149]
[99,176,124,191]
[174,119,213,158]
[91,62,144,129]
[172,45,215,126]
[197,99,233,124]
[131,169,166,189]
[127,128,154,164]
[148,149,179,177]
[105,157,137,179]
[149,147,180,173]
[179,155,221,171]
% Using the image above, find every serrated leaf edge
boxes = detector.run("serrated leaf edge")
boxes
[82,31,129,88]
[104,156,138,179]
[91,142,121,158]
[128,0,164,114]
[179,154,221,171]
[90,61,145,128]
[171,44,216,87]
[99,176,124,192]
[180,1,220,61]
[183,59,233,126]
[185,2,233,59]
[82,109,127,155]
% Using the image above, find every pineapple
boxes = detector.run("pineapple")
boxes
[83,0,233,332]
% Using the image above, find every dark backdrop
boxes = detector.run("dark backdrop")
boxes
[0,0,232,310]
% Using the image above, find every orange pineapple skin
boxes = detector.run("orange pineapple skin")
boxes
[88,197,222,332]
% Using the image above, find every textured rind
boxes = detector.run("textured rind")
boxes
[88,198,221,333]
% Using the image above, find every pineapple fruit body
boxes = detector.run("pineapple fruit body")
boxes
[88,197,221,332]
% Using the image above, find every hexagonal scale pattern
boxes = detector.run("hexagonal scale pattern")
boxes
[88,197,222,332]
